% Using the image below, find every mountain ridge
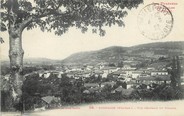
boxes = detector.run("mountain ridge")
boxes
[62,41,184,65]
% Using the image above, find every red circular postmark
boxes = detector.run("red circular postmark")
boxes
[137,3,174,40]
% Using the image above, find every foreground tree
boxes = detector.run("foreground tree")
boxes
[1,0,143,110]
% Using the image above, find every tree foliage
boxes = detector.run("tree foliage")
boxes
[1,0,143,36]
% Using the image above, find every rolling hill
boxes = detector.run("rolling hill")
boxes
[61,41,184,65]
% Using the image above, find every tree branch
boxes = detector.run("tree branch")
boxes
[19,17,33,32]
[19,1,63,32]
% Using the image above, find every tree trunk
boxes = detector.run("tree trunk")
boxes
[8,26,24,109]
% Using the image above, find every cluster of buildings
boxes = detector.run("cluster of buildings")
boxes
[1,59,174,96]
[36,60,171,92]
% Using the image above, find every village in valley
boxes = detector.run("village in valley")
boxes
[1,42,184,111]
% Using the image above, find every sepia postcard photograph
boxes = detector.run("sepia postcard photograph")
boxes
[0,0,184,116]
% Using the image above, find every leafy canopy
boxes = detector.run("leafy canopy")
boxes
[1,0,143,36]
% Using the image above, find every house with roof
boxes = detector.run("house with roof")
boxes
[93,70,104,77]
[121,68,136,76]
[138,77,152,84]
[118,75,126,80]
[86,65,94,69]
[102,73,108,78]
[41,96,61,108]
[4,74,10,81]
[82,71,92,78]
[136,75,171,85]
[34,96,61,110]
[43,72,51,78]
[131,71,143,79]
[83,83,102,94]
[70,66,83,71]
[151,70,168,76]
[112,86,134,97]
[66,71,75,78]
[74,72,83,79]
[112,86,126,93]
[38,70,53,78]
[153,75,171,84]
[58,72,64,78]
[139,73,150,78]
[112,70,127,78]
[66,71,83,79]
[38,70,45,77]
[124,77,132,82]
[100,81,116,88]
[101,67,119,74]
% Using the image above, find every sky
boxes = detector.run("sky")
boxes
[1,0,184,60]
